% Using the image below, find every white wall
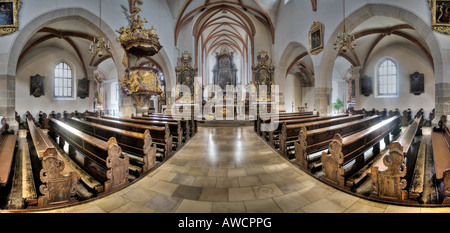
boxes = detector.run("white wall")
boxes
[16,47,90,117]
[359,42,435,113]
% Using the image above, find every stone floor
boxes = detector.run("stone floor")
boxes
[7,126,450,213]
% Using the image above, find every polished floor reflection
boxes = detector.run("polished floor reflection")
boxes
[11,126,450,213]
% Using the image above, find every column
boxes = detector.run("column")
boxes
[315,87,332,116]
[352,66,362,110]
[0,74,18,134]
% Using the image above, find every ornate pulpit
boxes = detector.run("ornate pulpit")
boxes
[117,0,164,110]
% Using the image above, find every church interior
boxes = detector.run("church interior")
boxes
[0,0,450,214]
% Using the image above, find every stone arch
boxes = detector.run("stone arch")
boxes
[276,41,314,112]
[319,3,442,114]
[7,8,124,79]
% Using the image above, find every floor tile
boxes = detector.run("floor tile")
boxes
[244,198,282,213]
[229,187,257,201]
[172,185,203,200]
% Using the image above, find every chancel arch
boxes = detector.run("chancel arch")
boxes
[319,3,443,117]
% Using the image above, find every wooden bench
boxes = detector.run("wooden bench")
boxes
[292,115,383,168]
[266,113,350,146]
[48,118,129,193]
[282,114,369,156]
[0,119,17,188]
[25,117,80,207]
[431,115,450,204]
[64,116,157,174]
[320,116,401,187]
[84,115,173,159]
[370,113,424,202]
[400,108,412,126]
[140,113,195,138]
[105,115,184,149]
[146,113,198,135]
[255,111,316,133]
[257,113,319,136]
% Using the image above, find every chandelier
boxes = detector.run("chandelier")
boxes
[90,0,110,57]
[334,0,355,52]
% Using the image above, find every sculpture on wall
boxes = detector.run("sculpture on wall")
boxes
[175,51,197,101]
[252,51,275,98]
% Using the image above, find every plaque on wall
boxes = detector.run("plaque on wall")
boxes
[30,74,44,98]
[410,71,424,95]
[77,78,90,99]
[360,75,373,97]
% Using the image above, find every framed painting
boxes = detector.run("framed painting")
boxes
[309,21,324,55]
[77,78,90,99]
[410,72,424,95]
[0,0,21,36]
[360,75,373,97]
[429,0,450,34]
[30,74,44,98]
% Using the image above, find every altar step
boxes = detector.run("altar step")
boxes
[198,119,253,127]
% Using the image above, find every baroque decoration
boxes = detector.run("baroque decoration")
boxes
[252,51,275,101]
[0,0,21,36]
[429,0,450,34]
[117,0,164,109]
[175,51,198,103]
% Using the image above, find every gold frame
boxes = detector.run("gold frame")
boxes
[309,21,324,55]
[0,0,21,36]
[429,0,450,34]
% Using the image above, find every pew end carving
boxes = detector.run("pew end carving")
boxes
[104,137,129,192]
[142,129,157,173]
[294,126,308,168]
[370,142,408,201]
[321,134,345,187]
[38,150,79,207]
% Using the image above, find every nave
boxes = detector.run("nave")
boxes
[3,125,448,213]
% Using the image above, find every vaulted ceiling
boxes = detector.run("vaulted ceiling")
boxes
[168,0,281,67]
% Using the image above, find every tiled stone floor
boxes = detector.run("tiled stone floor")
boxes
[7,126,450,213]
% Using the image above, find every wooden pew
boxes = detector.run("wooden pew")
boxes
[64,116,157,174]
[431,115,450,204]
[292,115,383,168]
[84,116,173,159]
[255,111,316,133]
[104,115,184,149]
[320,116,401,187]
[281,114,367,156]
[25,117,80,207]
[257,113,320,137]
[370,114,424,202]
[140,113,195,138]
[48,118,129,193]
[0,119,17,187]
[147,112,198,134]
[267,113,350,146]
[400,108,412,126]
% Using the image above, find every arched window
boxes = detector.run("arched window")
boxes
[377,58,398,96]
[54,62,73,97]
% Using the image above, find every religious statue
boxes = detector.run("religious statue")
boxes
[94,73,104,108]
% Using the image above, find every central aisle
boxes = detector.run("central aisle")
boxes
[34,126,448,213]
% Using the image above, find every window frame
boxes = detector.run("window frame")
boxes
[375,57,399,98]
[53,61,75,99]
